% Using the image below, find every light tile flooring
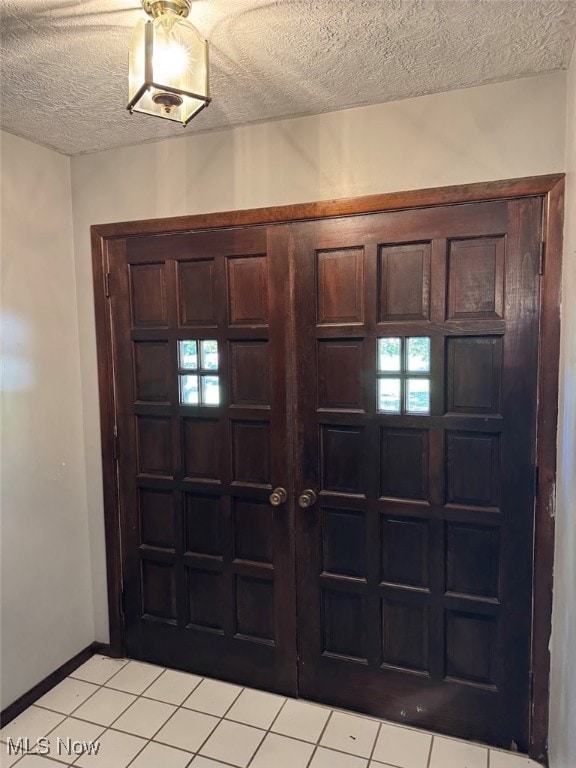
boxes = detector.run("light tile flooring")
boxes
[0,656,543,768]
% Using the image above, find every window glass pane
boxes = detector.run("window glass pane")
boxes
[406,378,430,413]
[201,375,220,405]
[378,338,402,372]
[406,337,430,372]
[378,378,401,413]
[201,339,219,371]
[180,374,199,404]
[179,340,198,370]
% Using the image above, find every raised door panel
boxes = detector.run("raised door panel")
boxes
[232,421,272,485]
[318,341,364,410]
[317,248,364,325]
[322,590,367,661]
[321,507,367,579]
[184,494,222,556]
[320,426,366,495]
[447,237,505,320]
[229,342,270,406]
[183,418,220,480]
[380,429,429,501]
[378,242,431,321]
[134,342,171,403]
[233,500,273,564]
[446,337,503,414]
[381,517,430,588]
[382,601,430,673]
[129,263,168,327]
[139,488,176,550]
[228,256,269,326]
[177,260,217,328]
[136,417,173,477]
[142,561,177,621]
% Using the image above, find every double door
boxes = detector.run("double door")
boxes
[109,198,542,750]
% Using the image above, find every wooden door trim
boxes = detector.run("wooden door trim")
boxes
[92,173,565,238]
[92,228,125,657]
[92,173,564,763]
[530,176,564,765]
[91,175,563,238]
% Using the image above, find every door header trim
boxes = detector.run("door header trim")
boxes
[91,174,564,240]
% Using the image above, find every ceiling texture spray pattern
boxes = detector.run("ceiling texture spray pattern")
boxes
[1,0,576,156]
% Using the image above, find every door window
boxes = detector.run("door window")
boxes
[178,339,220,405]
[377,336,430,414]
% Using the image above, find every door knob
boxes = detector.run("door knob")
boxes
[298,489,317,509]
[269,487,288,506]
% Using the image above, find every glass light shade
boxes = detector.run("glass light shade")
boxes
[128,12,210,125]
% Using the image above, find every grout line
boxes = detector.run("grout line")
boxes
[109,705,179,742]
[193,753,243,768]
[303,707,336,768]
[44,714,105,766]
[128,669,204,709]
[174,683,250,765]
[192,721,243,767]
[35,683,104,720]
[137,707,215,755]
[103,669,165,697]
[197,692,322,768]
[242,718,311,768]
[368,721,383,765]
[218,683,246,719]
[241,705,312,768]
[426,735,435,768]
[33,670,173,742]
[316,708,334,746]
[243,735,264,768]
[36,664,210,740]
[69,655,129,685]
[96,657,138,689]
[305,745,319,768]
[120,729,160,768]
[266,696,289,733]
[166,703,236,760]
[199,689,288,768]
[138,666,171,699]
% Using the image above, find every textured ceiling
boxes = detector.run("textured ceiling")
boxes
[1,0,576,156]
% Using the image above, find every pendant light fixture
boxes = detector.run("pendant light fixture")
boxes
[127,0,210,126]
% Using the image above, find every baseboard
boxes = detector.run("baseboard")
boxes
[91,641,112,658]
[0,641,112,728]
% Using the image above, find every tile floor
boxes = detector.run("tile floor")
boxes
[0,656,543,768]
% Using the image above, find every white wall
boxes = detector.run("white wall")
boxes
[0,132,94,708]
[549,47,576,768]
[71,71,567,644]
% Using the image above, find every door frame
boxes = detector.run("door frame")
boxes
[91,173,564,764]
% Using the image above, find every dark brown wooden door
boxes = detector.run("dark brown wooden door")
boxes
[107,197,542,750]
[109,225,298,694]
[291,199,542,750]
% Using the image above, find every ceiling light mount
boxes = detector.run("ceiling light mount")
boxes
[142,0,191,20]
[127,0,210,126]
[152,91,183,112]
